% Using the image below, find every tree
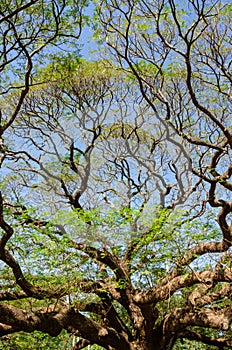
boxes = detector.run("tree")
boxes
[0,1,232,349]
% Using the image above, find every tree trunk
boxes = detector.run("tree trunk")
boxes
[128,335,176,350]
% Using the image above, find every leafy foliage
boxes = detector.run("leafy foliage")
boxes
[0,1,232,350]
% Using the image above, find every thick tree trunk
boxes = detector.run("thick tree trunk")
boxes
[128,334,176,350]
[129,342,152,350]
[128,340,175,350]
